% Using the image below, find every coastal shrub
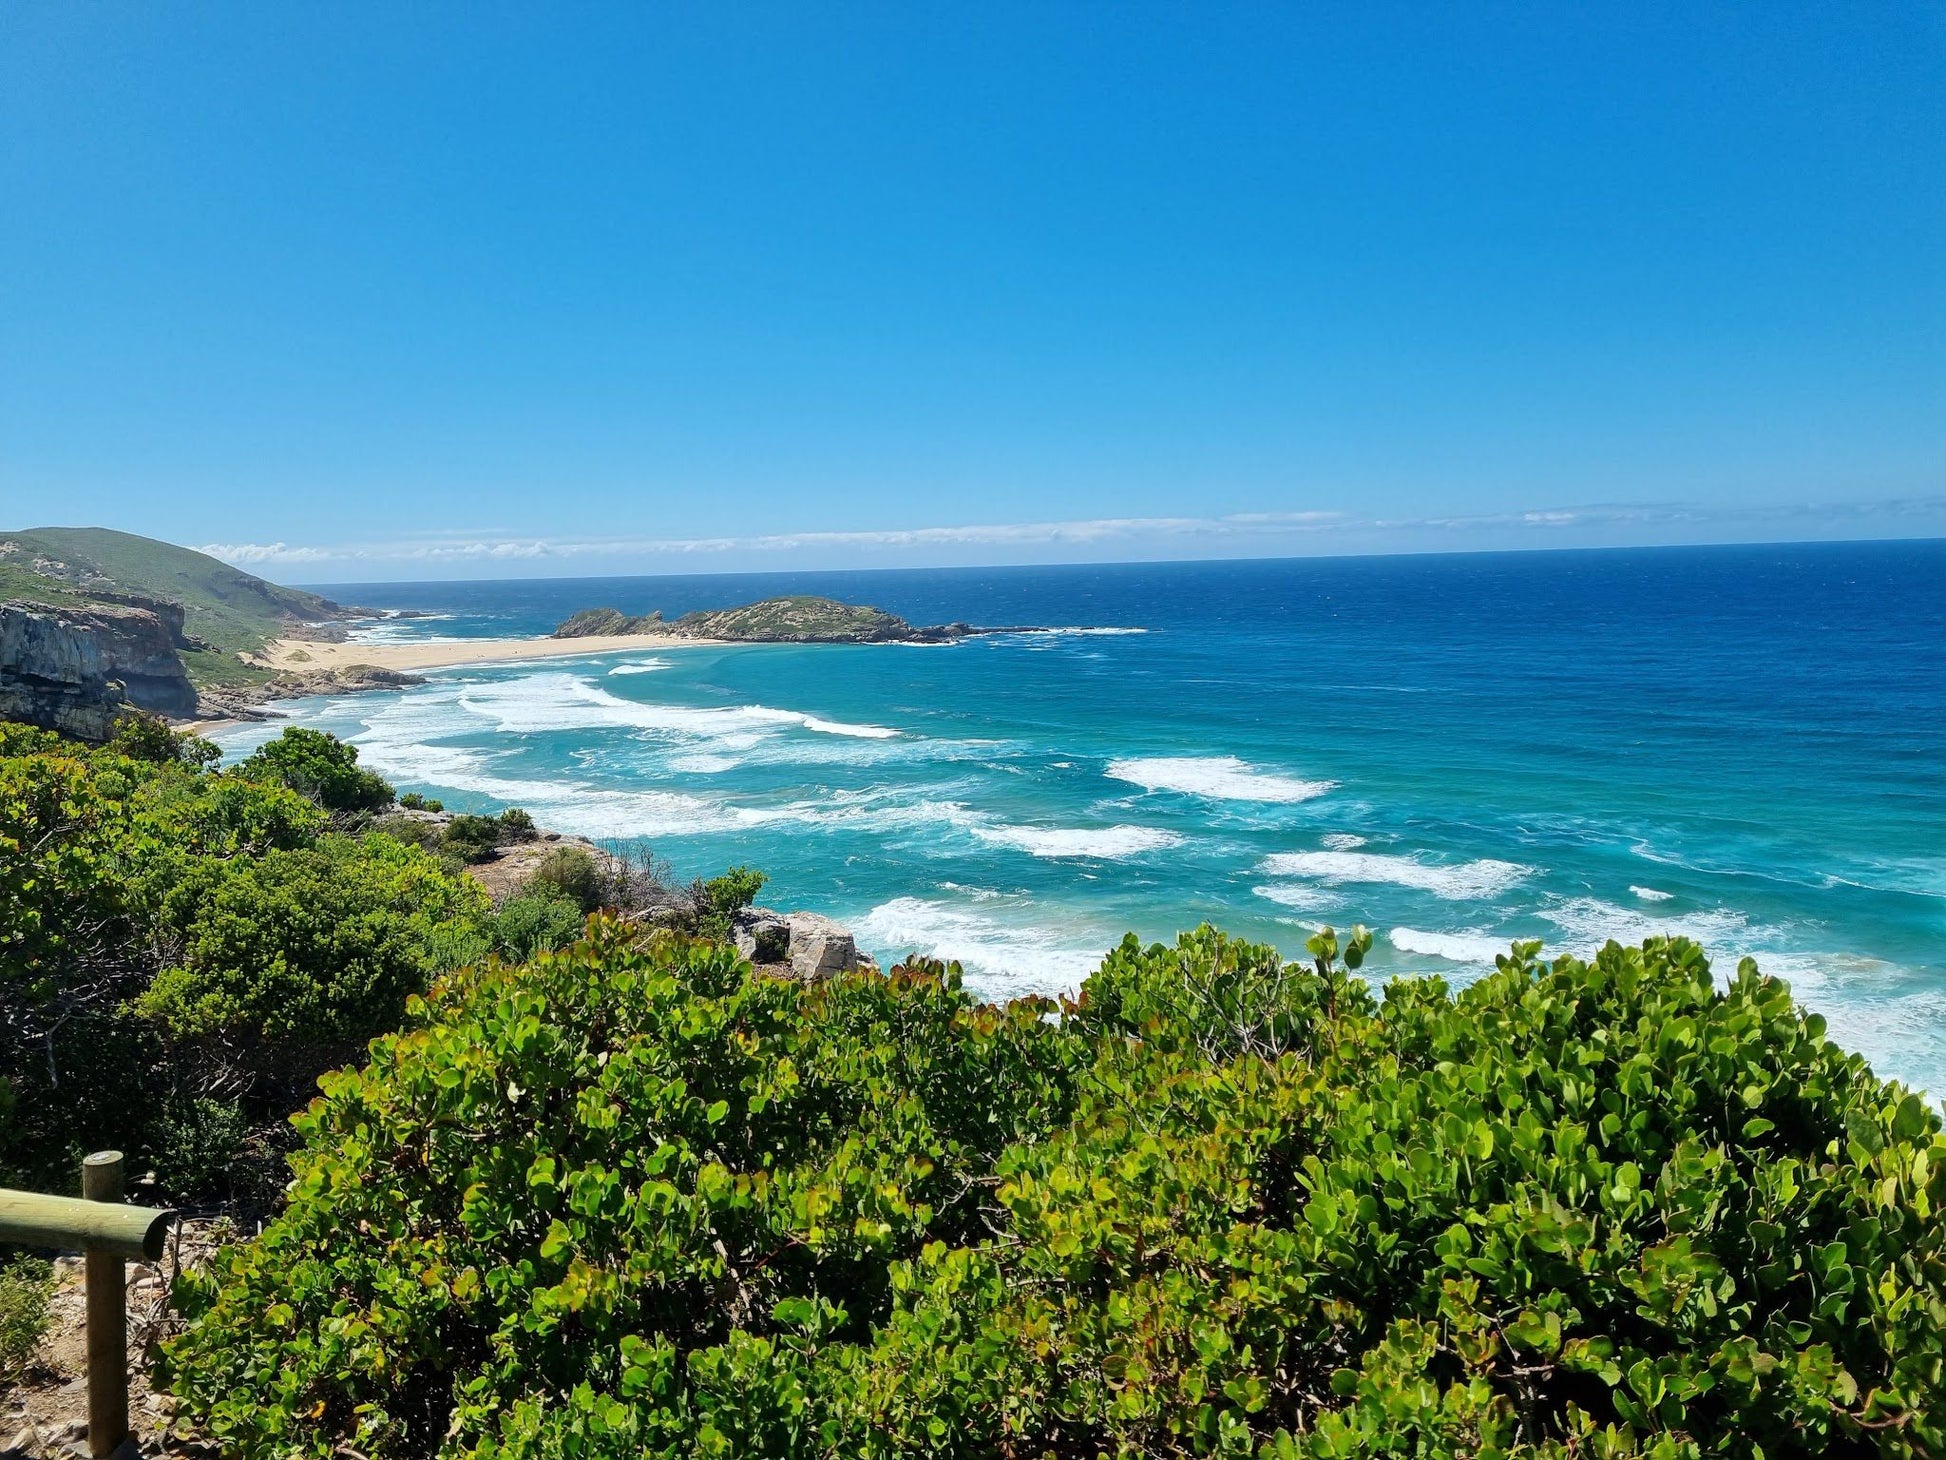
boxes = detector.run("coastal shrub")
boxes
[695,862,767,940]
[490,892,586,961]
[398,791,445,813]
[159,926,1946,1459]
[0,1255,53,1381]
[137,832,492,1047]
[236,725,393,813]
[443,813,506,864]
[149,1093,255,1205]
[0,722,482,1198]
[527,845,604,913]
[109,710,221,768]
[498,806,537,840]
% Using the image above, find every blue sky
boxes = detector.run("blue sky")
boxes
[2,4,1941,580]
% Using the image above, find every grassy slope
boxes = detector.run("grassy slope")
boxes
[0,527,352,690]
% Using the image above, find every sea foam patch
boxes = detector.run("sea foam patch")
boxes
[1253,882,1341,913]
[456,672,899,741]
[971,823,1182,860]
[1260,849,1533,900]
[1388,928,1514,965]
[609,659,673,676]
[1106,755,1334,804]
[853,895,1108,999]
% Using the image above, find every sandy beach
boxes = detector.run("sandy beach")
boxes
[256,632,721,674]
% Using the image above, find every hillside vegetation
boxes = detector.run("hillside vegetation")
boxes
[0,527,351,686]
[0,719,777,1207]
[157,926,1946,1457]
[555,595,999,643]
[7,714,1942,1458]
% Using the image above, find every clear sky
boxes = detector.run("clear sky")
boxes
[2,4,1942,580]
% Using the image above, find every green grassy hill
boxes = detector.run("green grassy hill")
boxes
[0,527,354,688]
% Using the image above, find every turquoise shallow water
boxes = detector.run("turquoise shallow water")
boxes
[214,543,1946,1092]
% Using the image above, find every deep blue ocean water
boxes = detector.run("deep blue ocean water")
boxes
[212,542,1946,1091]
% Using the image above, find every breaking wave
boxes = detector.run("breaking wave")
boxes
[1106,755,1335,803]
[1259,849,1533,900]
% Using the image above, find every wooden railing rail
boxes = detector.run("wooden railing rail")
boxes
[0,1152,176,1458]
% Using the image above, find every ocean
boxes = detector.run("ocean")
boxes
[209,541,1946,1093]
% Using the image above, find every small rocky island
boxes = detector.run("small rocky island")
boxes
[553,594,1038,644]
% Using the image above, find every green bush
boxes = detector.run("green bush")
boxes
[498,806,537,841]
[110,710,221,768]
[0,723,486,1198]
[527,845,605,913]
[443,814,505,864]
[236,726,393,813]
[490,892,587,962]
[398,792,445,813]
[696,863,766,940]
[159,926,1946,1459]
[0,1255,53,1382]
[138,833,492,1046]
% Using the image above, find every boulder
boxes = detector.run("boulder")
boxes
[784,911,859,980]
[732,906,791,964]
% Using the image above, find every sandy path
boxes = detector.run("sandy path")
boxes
[255,633,723,673]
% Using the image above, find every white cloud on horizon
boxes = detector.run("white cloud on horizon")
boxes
[196,496,1946,572]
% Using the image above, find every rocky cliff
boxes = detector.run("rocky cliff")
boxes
[0,599,199,740]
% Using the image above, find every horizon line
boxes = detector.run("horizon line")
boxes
[280,530,1946,590]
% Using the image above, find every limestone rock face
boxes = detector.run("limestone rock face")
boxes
[731,906,863,978]
[732,907,792,964]
[783,911,859,980]
[0,599,198,739]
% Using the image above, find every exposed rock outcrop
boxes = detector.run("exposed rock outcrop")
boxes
[734,905,869,978]
[0,599,198,740]
[197,663,427,721]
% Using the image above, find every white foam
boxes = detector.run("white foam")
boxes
[971,823,1182,860]
[1537,896,1765,953]
[1022,626,1148,637]
[1260,850,1534,900]
[1321,832,1367,850]
[798,714,898,739]
[345,625,471,644]
[455,672,899,741]
[1106,755,1335,804]
[1253,882,1342,913]
[1388,928,1511,964]
[608,659,673,676]
[1630,885,1674,902]
[852,895,1107,999]
[808,794,1180,862]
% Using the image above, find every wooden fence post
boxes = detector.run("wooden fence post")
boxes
[81,1151,128,1459]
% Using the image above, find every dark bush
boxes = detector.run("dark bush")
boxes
[398,791,445,813]
[497,806,537,840]
[442,814,504,864]
[526,845,604,913]
[489,892,586,961]
[110,710,221,768]
[695,863,767,940]
[137,833,490,1047]
[0,724,483,1200]
[235,726,393,813]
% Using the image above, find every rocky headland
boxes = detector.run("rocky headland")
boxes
[554,594,1040,644]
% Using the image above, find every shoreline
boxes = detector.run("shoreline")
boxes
[254,631,729,674]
